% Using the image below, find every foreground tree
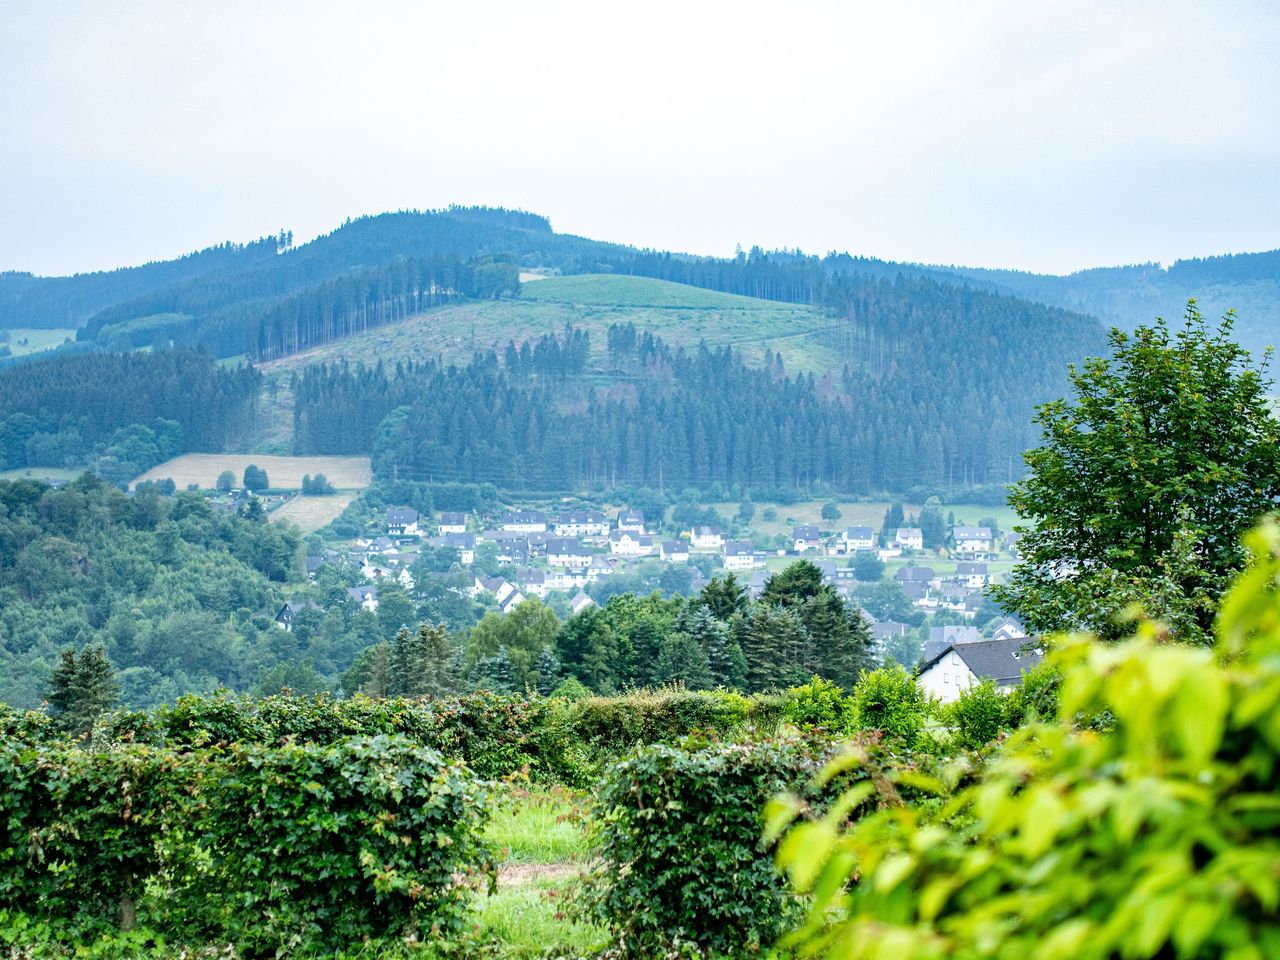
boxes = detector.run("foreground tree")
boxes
[993,304,1280,642]
[46,645,118,737]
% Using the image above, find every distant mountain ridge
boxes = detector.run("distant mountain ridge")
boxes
[1,205,1274,361]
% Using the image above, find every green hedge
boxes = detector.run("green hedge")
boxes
[47,688,788,786]
[0,736,491,950]
[583,736,837,957]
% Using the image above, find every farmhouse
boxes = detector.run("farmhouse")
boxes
[952,526,993,556]
[836,526,875,554]
[660,540,690,563]
[690,526,724,550]
[616,509,645,534]
[554,510,609,538]
[954,561,989,588]
[347,585,379,612]
[722,540,757,571]
[385,507,420,536]
[437,512,467,534]
[610,530,654,556]
[896,527,924,551]
[503,510,548,533]
[792,525,822,552]
[917,637,1042,703]
[546,538,592,568]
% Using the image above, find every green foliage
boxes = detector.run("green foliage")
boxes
[783,676,855,733]
[215,469,234,492]
[46,645,118,737]
[944,677,1008,750]
[173,735,491,950]
[847,665,928,747]
[584,738,829,957]
[241,463,268,491]
[995,304,1280,642]
[821,501,842,522]
[773,518,1280,960]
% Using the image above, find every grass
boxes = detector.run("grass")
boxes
[130,453,371,490]
[483,787,594,864]
[1,327,75,357]
[271,492,358,532]
[472,876,607,958]
[0,466,84,483]
[710,499,1022,540]
[259,274,839,378]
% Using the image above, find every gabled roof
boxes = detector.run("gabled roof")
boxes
[386,507,419,524]
[953,526,992,539]
[896,565,935,582]
[955,561,988,575]
[723,539,753,556]
[843,526,875,539]
[919,637,1043,685]
[437,512,466,524]
[793,525,821,540]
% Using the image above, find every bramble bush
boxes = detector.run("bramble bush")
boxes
[583,736,843,958]
[771,518,1280,960]
[0,736,492,952]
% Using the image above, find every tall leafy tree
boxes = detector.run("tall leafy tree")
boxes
[993,304,1280,642]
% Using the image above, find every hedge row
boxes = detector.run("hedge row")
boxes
[0,735,490,949]
[3,688,787,786]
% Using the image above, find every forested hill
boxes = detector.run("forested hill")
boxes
[941,249,1280,358]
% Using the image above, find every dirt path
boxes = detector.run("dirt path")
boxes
[497,862,583,887]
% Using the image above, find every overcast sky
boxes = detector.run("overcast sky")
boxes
[2,1,1278,277]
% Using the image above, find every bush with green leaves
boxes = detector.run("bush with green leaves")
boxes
[0,743,178,935]
[945,678,1008,751]
[783,676,855,733]
[584,737,834,957]
[847,665,929,746]
[771,519,1280,959]
[171,734,492,951]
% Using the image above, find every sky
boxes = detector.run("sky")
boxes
[2,1,1278,277]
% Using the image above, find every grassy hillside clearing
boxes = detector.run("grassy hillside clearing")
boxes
[708,499,1022,539]
[259,274,839,377]
[131,453,371,490]
[270,492,358,532]
[1,327,75,357]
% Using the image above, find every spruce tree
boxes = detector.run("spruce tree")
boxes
[47,646,118,737]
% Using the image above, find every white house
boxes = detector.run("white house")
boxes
[443,533,476,565]
[385,507,420,537]
[554,510,609,538]
[437,512,467,535]
[835,526,875,554]
[347,585,379,612]
[545,568,589,591]
[954,561,989,589]
[916,637,1042,704]
[515,567,547,598]
[952,526,993,556]
[610,530,654,556]
[570,591,596,616]
[660,540,690,564]
[616,509,645,534]
[546,538,592,568]
[896,527,924,551]
[793,525,822,553]
[989,616,1028,642]
[502,510,548,533]
[472,576,525,613]
[722,540,757,571]
[689,526,724,551]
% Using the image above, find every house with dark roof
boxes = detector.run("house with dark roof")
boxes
[385,507,420,536]
[722,539,756,571]
[661,540,690,563]
[547,538,592,568]
[793,525,822,553]
[917,637,1042,703]
[274,600,321,631]
[952,526,993,556]
[554,510,609,538]
[437,512,467,534]
[690,526,724,551]
[924,624,981,661]
[837,526,876,554]
[617,509,645,534]
[503,510,548,533]
[346,585,379,612]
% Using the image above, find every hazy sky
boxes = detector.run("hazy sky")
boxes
[3,1,1278,277]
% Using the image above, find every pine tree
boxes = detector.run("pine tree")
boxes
[654,632,714,690]
[47,646,118,737]
[534,647,560,696]
[698,574,747,621]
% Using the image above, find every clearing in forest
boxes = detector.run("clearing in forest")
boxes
[130,453,371,490]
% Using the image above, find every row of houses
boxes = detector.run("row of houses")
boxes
[385,507,646,540]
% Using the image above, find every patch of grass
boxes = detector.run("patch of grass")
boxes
[483,787,593,864]
[0,467,85,483]
[129,453,371,490]
[1,327,76,357]
[472,876,607,959]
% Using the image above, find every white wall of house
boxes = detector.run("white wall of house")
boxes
[917,650,977,703]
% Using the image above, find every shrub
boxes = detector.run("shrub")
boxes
[783,676,854,733]
[945,678,1007,750]
[585,738,828,957]
[171,735,492,951]
[772,519,1280,959]
[0,744,179,934]
[848,665,928,747]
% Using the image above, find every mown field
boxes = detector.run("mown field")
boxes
[271,492,358,532]
[131,453,371,490]
[709,499,1021,538]
[259,274,839,377]
[1,327,75,357]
